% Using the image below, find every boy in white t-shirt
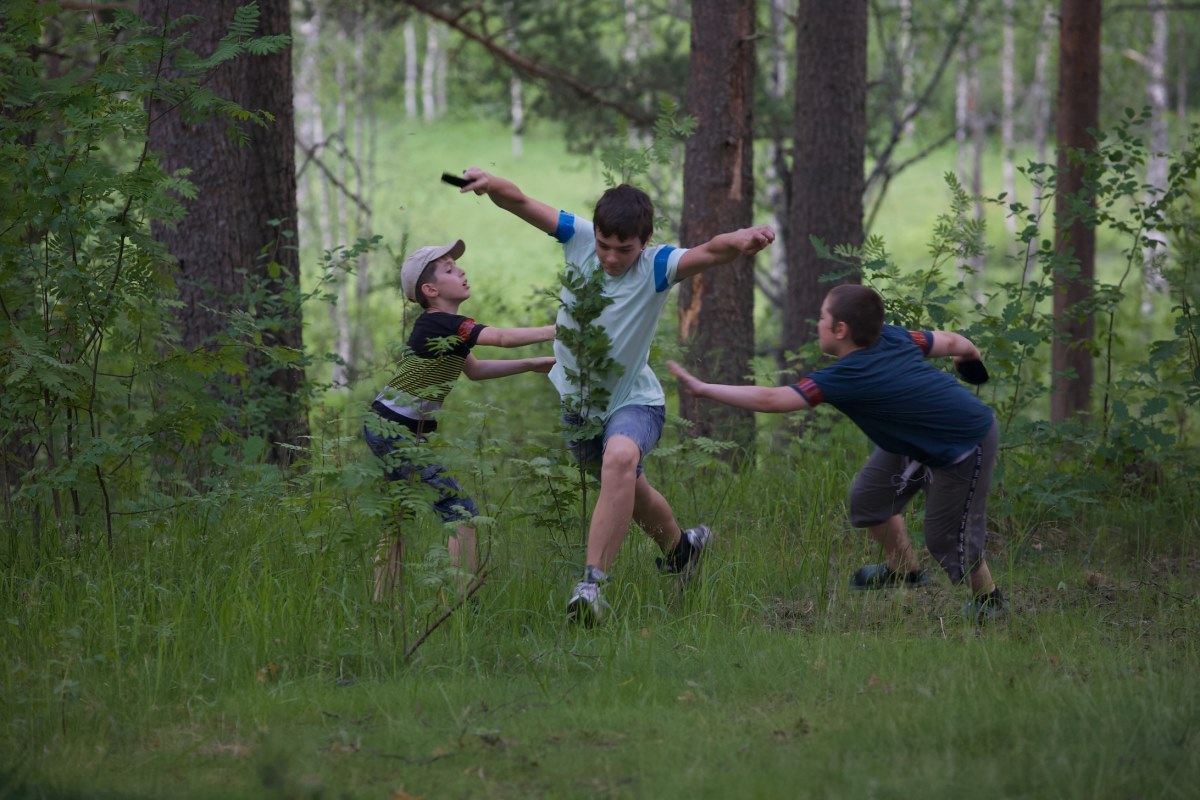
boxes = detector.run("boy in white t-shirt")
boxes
[457,168,774,624]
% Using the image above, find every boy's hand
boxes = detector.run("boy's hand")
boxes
[530,356,556,374]
[666,360,705,397]
[734,225,776,255]
[461,166,495,196]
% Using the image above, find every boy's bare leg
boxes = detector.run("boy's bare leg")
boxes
[447,524,477,594]
[968,561,996,596]
[585,435,641,572]
[632,473,681,553]
[372,533,404,602]
[867,514,922,574]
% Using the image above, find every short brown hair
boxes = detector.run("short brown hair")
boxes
[593,184,653,244]
[825,284,884,347]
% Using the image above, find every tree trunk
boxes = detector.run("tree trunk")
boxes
[507,13,524,158]
[1025,2,1054,281]
[785,0,867,356]
[1051,0,1102,423]
[142,0,308,459]
[422,22,438,122]
[1143,3,1169,300]
[762,0,790,310]
[678,0,756,457]
[332,23,352,388]
[1001,0,1017,235]
[404,19,418,119]
[354,13,376,370]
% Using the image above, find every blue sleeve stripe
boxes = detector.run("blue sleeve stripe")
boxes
[553,211,574,243]
[654,246,675,292]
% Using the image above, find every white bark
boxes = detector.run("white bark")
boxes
[333,27,352,388]
[898,0,916,136]
[355,16,375,366]
[764,0,790,291]
[422,22,438,122]
[1001,0,1016,234]
[1024,3,1054,281]
[507,17,524,158]
[1143,4,1169,302]
[404,20,418,119]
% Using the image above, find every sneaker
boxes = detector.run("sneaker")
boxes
[963,587,1007,623]
[656,525,713,577]
[566,580,608,626]
[849,562,931,590]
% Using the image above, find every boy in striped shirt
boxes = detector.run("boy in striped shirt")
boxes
[365,239,554,600]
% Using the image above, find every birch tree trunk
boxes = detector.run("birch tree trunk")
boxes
[1001,0,1017,235]
[404,19,418,119]
[1142,3,1169,301]
[329,23,351,388]
[507,15,524,158]
[762,0,790,305]
[354,14,377,368]
[422,22,438,122]
[1025,2,1054,281]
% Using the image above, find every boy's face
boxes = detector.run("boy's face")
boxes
[595,230,646,277]
[422,256,470,304]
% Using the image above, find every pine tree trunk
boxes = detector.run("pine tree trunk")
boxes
[785,0,867,356]
[142,0,308,459]
[678,0,757,457]
[1051,0,1102,423]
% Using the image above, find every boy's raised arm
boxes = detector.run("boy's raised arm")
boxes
[461,167,559,236]
[676,225,775,281]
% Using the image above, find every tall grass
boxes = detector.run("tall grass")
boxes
[3,406,1197,798]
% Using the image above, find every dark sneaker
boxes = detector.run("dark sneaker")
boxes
[963,587,1007,623]
[566,580,608,626]
[656,524,713,577]
[849,562,932,590]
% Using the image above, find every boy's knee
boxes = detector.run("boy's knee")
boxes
[600,437,641,478]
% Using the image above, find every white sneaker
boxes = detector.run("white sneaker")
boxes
[566,580,608,626]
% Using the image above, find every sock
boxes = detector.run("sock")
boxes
[583,564,608,584]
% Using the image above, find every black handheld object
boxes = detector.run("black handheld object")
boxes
[956,358,989,385]
[440,171,470,188]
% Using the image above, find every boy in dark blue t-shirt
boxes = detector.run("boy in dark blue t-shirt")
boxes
[668,284,1005,621]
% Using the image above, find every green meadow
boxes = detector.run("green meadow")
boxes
[3,116,1198,799]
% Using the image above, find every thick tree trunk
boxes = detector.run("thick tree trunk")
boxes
[142,0,308,458]
[678,0,756,456]
[1051,0,1102,423]
[785,0,866,355]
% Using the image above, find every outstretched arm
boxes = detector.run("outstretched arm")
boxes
[666,360,810,414]
[461,167,559,235]
[675,225,775,282]
[475,324,555,348]
[926,331,982,365]
[463,355,555,381]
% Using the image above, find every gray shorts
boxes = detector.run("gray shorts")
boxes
[563,404,665,479]
[848,420,999,584]
[362,419,479,524]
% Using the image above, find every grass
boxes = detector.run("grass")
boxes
[3,414,1198,798]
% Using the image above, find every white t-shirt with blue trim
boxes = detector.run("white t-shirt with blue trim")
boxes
[549,211,687,420]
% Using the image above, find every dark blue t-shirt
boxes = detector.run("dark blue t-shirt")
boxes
[791,325,995,467]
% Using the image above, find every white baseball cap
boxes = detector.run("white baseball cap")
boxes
[400,239,466,302]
